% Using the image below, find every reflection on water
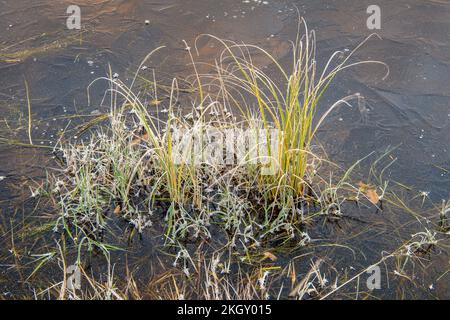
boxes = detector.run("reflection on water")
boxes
[0,0,448,299]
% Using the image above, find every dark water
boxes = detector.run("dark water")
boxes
[0,0,448,299]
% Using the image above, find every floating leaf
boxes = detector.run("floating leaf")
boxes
[130,132,149,146]
[366,189,380,205]
[358,182,379,205]
[114,205,122,216]
[262,251,278,261]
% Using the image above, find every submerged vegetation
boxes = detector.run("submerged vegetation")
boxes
[1,21,448,300]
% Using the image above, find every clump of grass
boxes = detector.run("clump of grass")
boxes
[40,20,396,294]
[193,20,388,202]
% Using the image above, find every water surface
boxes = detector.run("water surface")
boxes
[0,0,448,299]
